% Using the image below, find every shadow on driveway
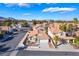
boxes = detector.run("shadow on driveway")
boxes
[1,37,14,42]
[0,44,11,53]
[0,44,27,53]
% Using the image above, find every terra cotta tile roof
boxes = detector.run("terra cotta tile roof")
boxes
[48,23,62,33]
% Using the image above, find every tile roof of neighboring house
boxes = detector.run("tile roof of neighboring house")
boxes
[75,30,79,37]
[48,23,62,34]
[0,26,9,31]
[28,22,77,40]
[28,24,49,40]
[37,30,49,40]
[33,24,42,29]
[28,23,65,40]
[27,22,79,40]
[28,29,38,37]
[76,23,79,28]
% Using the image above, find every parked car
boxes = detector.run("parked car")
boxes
[66,32,72,36]
[13,29,19,35]
[66,31,75,37]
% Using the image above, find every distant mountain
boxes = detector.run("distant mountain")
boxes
[0,16,16,21]
[0,16,5,20]
[8,17,16,20]
[0,16,5,22]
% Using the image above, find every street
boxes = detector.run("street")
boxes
[0,27,28,56]
[16,50,79,56]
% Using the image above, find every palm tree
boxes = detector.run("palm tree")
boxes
[53,35,60,48]
[59,23,73,32]
[45,22,48,34]
[73,18,78,30]
[73,18,78,25]
[67,24,73,32]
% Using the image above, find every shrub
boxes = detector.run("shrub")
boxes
[74,37,79,45]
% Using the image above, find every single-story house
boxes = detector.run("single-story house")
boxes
[0,26,10,32]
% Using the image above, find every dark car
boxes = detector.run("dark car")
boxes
[13,29,19,35]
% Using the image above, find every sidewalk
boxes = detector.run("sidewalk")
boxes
[25,46,79,52]
[24,42,79,52]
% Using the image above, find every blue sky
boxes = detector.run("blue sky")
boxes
[0,3,79,20]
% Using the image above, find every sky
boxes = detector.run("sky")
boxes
[0,3,79,21]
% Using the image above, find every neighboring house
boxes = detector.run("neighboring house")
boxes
[11,23,22,31]
[29,23,65,41]
[0,26,16,33]
[26,23,48,43]
[76,23,79,29]
[28,29,38,37]
[16,24,22,31]
[48,23,66,38]
[11,24,16,30]
[75,30,79,37]
[28,21,33,27]
[0,26,10,32]
[25,22,79,47]
[8,26,14,33]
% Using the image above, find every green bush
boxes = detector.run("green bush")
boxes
[0,31,5,38]
[74,37,79,45]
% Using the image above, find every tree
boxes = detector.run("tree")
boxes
[49,20,54,23]
[73,18,78,25]
[66,24,73,32]
[21,20,28,27]
[59,23,67,32]
[2,21,12,26]
[74,37,79,46]
[53,35,60,48]
[45,22,48,34]
[32,20,37,25]
[73,18,78,31]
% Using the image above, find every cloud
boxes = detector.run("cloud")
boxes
[42,7,77,12]
[4,3,30,7]
[4,3,16,7]
[18,3,30,7]
[22,13,30,16]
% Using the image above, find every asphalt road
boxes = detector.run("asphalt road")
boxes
[16,50,79,56]
[0,28,27,56]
